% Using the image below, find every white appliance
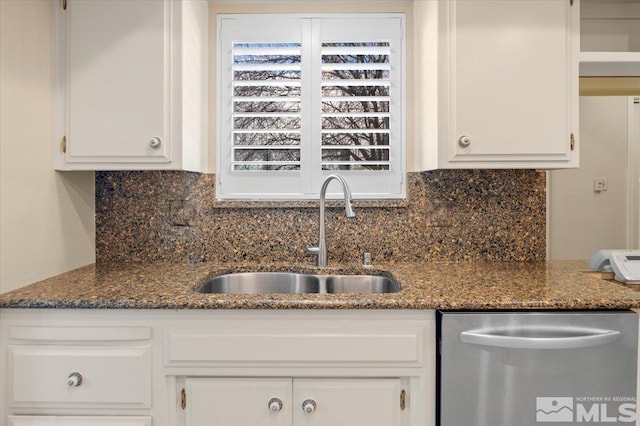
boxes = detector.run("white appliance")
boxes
[589,249,640,284]
[589,249,624,271]
[609,251,640,284]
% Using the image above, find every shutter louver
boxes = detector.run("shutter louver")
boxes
[232,43,302,171]
[320,42,391,171]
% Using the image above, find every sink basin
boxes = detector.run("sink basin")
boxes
[324,275,401,294]
[196,271,402,295]
[197,272,320,294]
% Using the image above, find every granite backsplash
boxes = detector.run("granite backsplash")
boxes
[95,170,546,265]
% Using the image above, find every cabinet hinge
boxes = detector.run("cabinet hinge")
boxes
[400,389,406,410]
[570,133,575,151]
[60,136,67,153]
[181,388,186,409]
[61,0,67,10]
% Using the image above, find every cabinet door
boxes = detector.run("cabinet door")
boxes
[62,0,171,164]
[444,0,578,167]
[293,379,404,426]
[185,378,292,426]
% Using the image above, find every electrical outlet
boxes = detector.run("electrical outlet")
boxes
[594,177,608,192]
[170,199,195,227]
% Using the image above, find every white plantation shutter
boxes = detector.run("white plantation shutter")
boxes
[218,18,312,198]
[218,15,405,200]
[320,43,392,171]
[231,42,303,171]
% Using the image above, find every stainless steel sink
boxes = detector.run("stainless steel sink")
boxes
[323,275,401,294]
[196,272,401,295]
[197,272,320,294]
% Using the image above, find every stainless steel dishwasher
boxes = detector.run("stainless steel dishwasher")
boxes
[437,311,638,426]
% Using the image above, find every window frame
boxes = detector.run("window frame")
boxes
[216,13,406,201]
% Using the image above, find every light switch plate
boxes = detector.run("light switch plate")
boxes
[594,177,608,192]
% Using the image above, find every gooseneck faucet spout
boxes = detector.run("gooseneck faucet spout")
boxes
[307,174,356,267]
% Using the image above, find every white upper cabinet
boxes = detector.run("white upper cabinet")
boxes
[420,0,579,169]
[580,1,640,77]
[54,0,208,171]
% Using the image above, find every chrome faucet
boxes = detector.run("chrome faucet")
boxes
[307,174,356,267]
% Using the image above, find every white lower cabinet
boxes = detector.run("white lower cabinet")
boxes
[184,378,405,426]
[0,310,435,426]
[292,379,404,426]
[1,323,153,426]
[185,379,292,426]
[8,417,152,426]
[10,345,151,408]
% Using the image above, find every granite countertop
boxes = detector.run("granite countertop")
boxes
[1,260,639,310]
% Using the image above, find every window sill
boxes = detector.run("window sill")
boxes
[211,198,409,209]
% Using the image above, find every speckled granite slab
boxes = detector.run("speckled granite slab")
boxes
[2,261,640,310]
[95,170,546,265]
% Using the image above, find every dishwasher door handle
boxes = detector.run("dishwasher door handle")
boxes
[460,327,622,349]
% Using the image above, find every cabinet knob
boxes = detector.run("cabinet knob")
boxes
[67,372,83,387]
[149,137,162,149]
[268,397,283,412]
[458,135,471,148]
[302,399,317,413]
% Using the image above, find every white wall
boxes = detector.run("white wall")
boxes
[549,96,630,260]
[0,0,95,293]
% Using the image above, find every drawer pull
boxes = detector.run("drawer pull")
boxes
[149,137,162,149]
[268,397,283,412]
[302,399,317,413]
[458,135,471,148]
[67,372,83,387]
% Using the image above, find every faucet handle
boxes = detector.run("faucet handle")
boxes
[307,247,320,255]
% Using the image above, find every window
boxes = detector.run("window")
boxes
[217,15,405,200]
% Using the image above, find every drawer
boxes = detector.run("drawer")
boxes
[9,345,152,408]
[8,326,151,342]
[165,324,423,366]
[8,416,152,426]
